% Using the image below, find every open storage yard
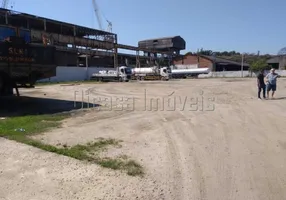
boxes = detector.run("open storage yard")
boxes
[1,78,286,200]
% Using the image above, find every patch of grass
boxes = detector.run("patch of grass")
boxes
[68,139,144,176]
[68,138,121,159]
[31,138,143,176]
[0,115,143,176]
[0,114,67,136]
[97,157,144,176]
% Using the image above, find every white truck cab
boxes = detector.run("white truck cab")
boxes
[160,66,171,80]
[91,66,132,82]
[118,66,132,81]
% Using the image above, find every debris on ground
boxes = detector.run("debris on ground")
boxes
[14,128,26,132]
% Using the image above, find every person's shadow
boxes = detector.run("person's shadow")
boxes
[268,97,286,100]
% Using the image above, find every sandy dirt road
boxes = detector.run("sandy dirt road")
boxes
[1,78,286,200]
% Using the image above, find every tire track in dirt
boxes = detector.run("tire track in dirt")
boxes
[158,110,210,200]
[175,108,236,200]
[233,101,286,200]
[157,112,188,200]
[169,112,207,200]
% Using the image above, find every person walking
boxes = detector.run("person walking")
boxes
[265,68,280,99]
[257,69,266,99]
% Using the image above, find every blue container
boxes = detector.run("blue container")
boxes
[19,29,31,43]
[0,26,16,41]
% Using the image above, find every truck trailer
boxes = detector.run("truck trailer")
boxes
[90,66,132,82]
[0,36,57,96]
[171,68,210,79]
[131,66,171,81]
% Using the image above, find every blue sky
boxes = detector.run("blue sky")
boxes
[10,0,286,55]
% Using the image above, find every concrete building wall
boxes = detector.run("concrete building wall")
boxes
[37,66,114,82]
[173,55,213,69]
[267,55,286,70]
[279,56,286,69]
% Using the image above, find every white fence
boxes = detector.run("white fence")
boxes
[37,66,112,83]
[37,66,286,83]
[199,71,253,78]
[199,70,286,78]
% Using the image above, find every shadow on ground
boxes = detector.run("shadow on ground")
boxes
[0,96,99,117]
[270,97,286,100]
[224,79,246,82]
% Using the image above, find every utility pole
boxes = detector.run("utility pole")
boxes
[211,52,216,72]
[241,53,244,77]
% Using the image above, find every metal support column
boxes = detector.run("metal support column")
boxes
[44,19,46,31]
[14,82,19,97]
[73,26,76,36]
[114,35,118,68]
[5,12,8,24]
[73,26,76,49]
[241,54,244,77]
[136,50,140,68]
[85,54,89,80]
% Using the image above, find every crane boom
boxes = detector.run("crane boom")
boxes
[92,0,112,33]
[92,0,103,30]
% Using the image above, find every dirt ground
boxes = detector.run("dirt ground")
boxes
[1,78,286,200]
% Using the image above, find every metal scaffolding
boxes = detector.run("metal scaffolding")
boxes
[0,8,179,68]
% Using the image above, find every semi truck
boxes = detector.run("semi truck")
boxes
[0,35,57,96]
[90,66,132,82]
[171,68,210,79]
[131,66,171,81]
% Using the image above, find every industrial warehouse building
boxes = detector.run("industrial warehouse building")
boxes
[267,56,286,70]
[267,47,286,70]
[138,36,186,56]
[173,53,249,71]
[0,8,181,69]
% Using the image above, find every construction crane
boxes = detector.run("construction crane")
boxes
[1,0,9,8]
[1,0,14,9]
[106,19,112,33]
[92,0,112,33]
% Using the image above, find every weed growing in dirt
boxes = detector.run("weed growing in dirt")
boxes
[60,138,144,176]
[0,115,143,176]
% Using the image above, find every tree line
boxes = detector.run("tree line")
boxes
[187,48,275,72]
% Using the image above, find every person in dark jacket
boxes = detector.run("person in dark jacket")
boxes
[257,69,266,99]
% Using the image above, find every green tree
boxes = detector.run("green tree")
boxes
[249,58,270,72]
[198,49,213,55]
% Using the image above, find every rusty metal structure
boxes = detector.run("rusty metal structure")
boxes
[0,8,118,67]
[137,36,186,67]
[0,8,183,68]
[138,36,186,55]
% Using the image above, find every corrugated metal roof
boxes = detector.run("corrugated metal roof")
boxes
[267,56,280,63]
[201,55,250,66]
